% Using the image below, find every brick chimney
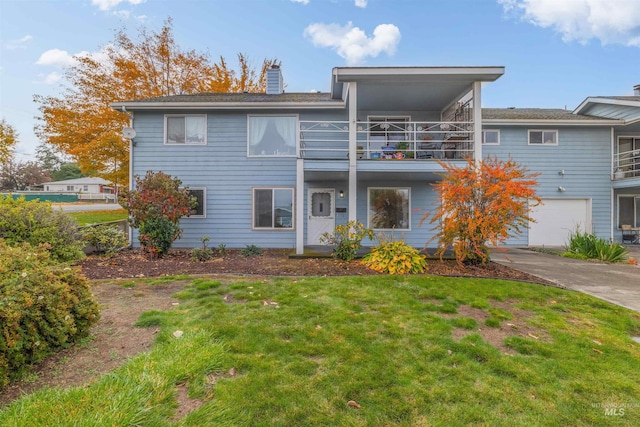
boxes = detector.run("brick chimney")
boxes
[634,84,640,96]
[266,65,284,95]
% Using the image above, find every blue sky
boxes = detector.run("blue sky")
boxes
[1,0,639,160]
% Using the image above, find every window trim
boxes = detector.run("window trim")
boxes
[251,187,295,230]
[187,187,207,218]
[164,114,207,145]
[528,129,558,146]
[617,194,640,228]
[367,187,411,231]
[482,129,500,145]
[247,114,299,158]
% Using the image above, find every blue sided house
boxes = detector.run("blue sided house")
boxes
[111,65,640,253]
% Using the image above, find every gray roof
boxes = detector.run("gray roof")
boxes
[126,92,335,104]
[45,177,112,186]
[482,108,616,121]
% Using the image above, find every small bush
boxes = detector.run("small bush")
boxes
[81,223,128,255]
[565,230,628,263]
[362,240,427,274]
[241,244,262,257]
[218,243,227,256]
[319,220,374,261]
[191,236,213,262]
[139,217,181,258]
[0,195,84,262]
[0,240,100,387]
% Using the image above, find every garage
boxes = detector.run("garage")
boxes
[528,199,591,246]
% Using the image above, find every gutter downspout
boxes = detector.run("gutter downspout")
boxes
[610,126,615,242]
[121,106,134,247]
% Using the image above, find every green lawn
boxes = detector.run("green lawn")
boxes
[68,209,127,225]
[2,275,640,426]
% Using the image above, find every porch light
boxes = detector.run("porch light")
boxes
[339,190,345,198]
[557,186,566,192]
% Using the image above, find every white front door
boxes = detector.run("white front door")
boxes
[308,189,335,245]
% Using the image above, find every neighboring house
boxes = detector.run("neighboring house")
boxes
[112,66,640,252]
[43,177,115,194]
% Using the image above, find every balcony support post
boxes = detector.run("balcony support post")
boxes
[348,82,357,223]
[473,81,482,164]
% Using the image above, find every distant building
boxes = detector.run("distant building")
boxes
[43,177,114,194]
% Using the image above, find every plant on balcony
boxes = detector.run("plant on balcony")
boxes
[422,157,541,265]
[394,141,413,159]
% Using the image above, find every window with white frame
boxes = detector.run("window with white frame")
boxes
[248,116,297,156]
[253,188,294,229]
[66,185,74,191]
[619,195,640,228]
[188,188,206,218]
[83,185,88,191]
[482,130,500,145]
[165,115,206,145]
[528,130,557,145]
[368,116,410,149]
[368,188,410,230]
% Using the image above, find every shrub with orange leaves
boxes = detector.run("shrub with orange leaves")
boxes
[423,157,541,265]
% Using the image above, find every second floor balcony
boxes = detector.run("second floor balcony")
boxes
[614,148,640,180]
[299,120,475,162]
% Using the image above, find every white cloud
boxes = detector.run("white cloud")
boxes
[499,0,640,47]
[43,72,62,85]
[5,35,33,50]
[304,22,401,65]
[290,0,310,4]
[91,0,145,12]
[355,0,368,8]
[35,48,76,67]
[113,9,130,19]
[35,46,112,69]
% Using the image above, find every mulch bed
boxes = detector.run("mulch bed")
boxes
[79,248,550,284]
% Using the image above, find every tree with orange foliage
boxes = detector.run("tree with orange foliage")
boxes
[423,157,541,265]
[35,18,279,189]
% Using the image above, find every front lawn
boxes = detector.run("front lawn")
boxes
[2,275,639,425]
[68,209,127,225]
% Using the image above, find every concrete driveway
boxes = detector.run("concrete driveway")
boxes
[491,247,640,313]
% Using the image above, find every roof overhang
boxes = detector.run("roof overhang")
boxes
[574,97,640,115]
[331,66,505,110]
[111,101,346,111]
[483,119,625,126]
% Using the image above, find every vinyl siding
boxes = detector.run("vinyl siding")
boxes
[483,125,612,244]
[132,110,297,248]
[584,104,640,121]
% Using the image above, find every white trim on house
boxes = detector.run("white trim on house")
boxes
[528,129,558,146]
[483,119,624,126]
[113,101,346,110]
[617,194,640,228]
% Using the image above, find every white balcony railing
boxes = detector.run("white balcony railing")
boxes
[614,148,640,180]
[299,120,475,160]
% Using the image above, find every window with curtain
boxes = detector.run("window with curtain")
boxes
[248,116,297,156]
[165,115,206,144]
[253,188,294,229]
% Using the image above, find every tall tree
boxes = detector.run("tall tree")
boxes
[0,119,18,165]
[35,18,279,188]
[0,159,50,191]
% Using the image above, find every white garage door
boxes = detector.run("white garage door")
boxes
[529,199,590,246]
